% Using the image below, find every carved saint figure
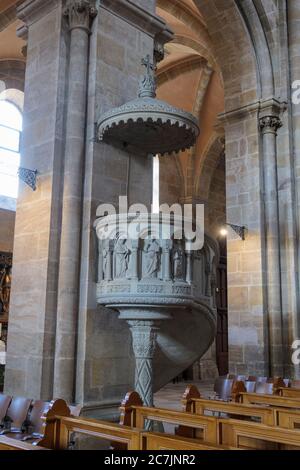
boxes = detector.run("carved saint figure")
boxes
[173,243,185,280]
[115,239,130,279]
[0,267,11,314]
[144,239,161,279]
[102,247,109,279]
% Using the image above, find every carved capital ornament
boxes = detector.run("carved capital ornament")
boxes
[63,0,97,32]
[259,115,282,135]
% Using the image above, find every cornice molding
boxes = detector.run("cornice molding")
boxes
[99,0,173,42]
[17,0,60,26]
[0,5,17,33]
[218,98,286,125]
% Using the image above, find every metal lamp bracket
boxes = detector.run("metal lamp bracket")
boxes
[226,223,246,240]
[18,167,38,191]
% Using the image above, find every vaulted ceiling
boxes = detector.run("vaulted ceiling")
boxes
[0,0,24,60]
[156,0,225,200]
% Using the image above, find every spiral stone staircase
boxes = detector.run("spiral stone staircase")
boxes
[95,214,217,406]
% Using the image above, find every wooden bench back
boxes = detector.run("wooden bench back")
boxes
[278,387,300,399]
[275,408,300,429]
[120,391,218,444]
[219,418,300,450]
[237,391,300,409]
[182,385,276,426]
[0,435,49,451]
[141,432,227,451]
[38,412,224,450]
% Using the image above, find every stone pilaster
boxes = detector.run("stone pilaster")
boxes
[287,0,300,379]
[219,103,268,376]
[5,0,68,399]
[53,0,97,402]
[259,113,284,376]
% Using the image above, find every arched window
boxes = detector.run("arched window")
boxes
[0,101,22,200]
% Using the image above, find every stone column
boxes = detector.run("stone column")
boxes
[259,115,284,376]
[128,320,159,407]
[185,250,193,284]
[163,240,172,281]
[53,0,97,401]
[130,240,140,280]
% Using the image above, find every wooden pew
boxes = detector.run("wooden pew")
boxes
[120,391,300,450]
[0,435,49,450]
[278,387,300,399]
[275,408,300,429]
[120,391,218,445]
[182,385,276,426]
[237,391,300,409]
[141,432,228,451]
[218,418,300,450]
[39,411,229,450]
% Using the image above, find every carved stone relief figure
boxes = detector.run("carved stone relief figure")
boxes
[0,268,6,314]
[173,242,185,280]
[144,239,161,279]
[0,267,11,314]
[103,246,109,278]
[210,255,217,308]
[115,238,130,279]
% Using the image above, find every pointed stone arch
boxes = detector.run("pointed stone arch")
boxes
[195,133,224,201]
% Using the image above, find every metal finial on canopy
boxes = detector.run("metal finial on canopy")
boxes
[139,55,157,98]
[97,56,200,156]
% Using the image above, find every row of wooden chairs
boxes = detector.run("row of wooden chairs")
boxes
[226,374,300,389]
[0,395,49,443]
[214,376,299,400]
[0,393,81,446]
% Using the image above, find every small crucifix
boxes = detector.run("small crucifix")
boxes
[141,55,157,75]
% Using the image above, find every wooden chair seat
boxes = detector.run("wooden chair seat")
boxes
[0,394,11,427]
[0,435,49,451]
[0,397,32,434]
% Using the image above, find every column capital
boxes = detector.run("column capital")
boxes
[259,115,283,134]
[63,0,97,33]
[128,320,159,359]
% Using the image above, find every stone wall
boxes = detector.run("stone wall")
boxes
[0,60,25,92]
[5,0,69,399]
[0,209,15,253]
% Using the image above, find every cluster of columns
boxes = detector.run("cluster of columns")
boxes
[54,0,97,402]
[259,110,284,376]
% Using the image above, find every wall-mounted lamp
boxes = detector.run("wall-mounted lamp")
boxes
[220,223,246,241]
[18,167,37,191]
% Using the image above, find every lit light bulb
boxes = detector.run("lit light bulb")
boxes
[220,227,228,237]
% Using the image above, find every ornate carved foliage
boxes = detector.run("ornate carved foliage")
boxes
[259,115,282,134]
[63,0,97,32]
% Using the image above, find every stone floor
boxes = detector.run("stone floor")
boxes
[154,380,214,410]
[153,380,215,435]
